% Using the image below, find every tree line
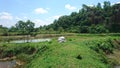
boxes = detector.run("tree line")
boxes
[46,1,120,33]
[0,20,36,36]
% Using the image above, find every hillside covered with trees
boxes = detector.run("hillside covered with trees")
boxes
[44,1,120,33]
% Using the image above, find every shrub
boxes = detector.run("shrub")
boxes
[90,39,115,54]
[0,44,36,58]
[89,25,109,33]
[17,53,32,62]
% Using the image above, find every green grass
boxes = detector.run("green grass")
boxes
[0,34,120,68]
[25,35,119,68]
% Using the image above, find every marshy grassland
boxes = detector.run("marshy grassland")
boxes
[0,34,120,68]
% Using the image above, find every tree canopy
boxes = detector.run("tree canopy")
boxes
[45,1,120,33]
[15,20,35,35]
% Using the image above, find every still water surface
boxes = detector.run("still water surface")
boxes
[0,60,16,68]
[11,38,51,43]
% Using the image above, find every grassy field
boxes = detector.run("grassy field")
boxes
[0,34,120,68]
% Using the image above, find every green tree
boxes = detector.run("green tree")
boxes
[15,20,35,42]
[58,27,64,34]
[9,26,17,33]
[48,28,54,34]
[16,20,26,35]
[0,25,9,36]
[39,1,120,33]
[0,25,10,42]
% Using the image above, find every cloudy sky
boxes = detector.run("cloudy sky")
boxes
[0,0,120,27]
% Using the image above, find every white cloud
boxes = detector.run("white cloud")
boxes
[112,2,120,5]
[23,16,27,19]
[88,4,94,7]
[33,19,51,27]
[0,12,15,27]
[50,15,62,20]
[0,12,13,20]
[34,8,48,14]
[65,4,77,11]
[116,2,120,4]
[52,15,61,19]
[15,16,28,21]
[44,15,62,24]
[46,8,50,10]
[15,16,22,21]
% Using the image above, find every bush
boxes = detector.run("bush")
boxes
[90,39,115,54]
[0,44,36,58]
[89,25,109,33]
[17,53,32,62]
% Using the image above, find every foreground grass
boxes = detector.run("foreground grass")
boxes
[0,34,120,68]
[26,42,107,68]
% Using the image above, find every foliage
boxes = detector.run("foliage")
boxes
[0,25,9,36]
[15,20,35,35]
[89,39,114,54]
[0,44,36,58]
[44,1,120,33]
[89,25,109,33]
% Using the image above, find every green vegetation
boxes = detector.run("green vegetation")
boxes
[45,1,120,33]
[0,35,120,68]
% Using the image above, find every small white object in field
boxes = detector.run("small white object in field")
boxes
[58,36,66,43]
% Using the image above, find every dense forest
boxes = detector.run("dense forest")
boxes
[0,1,120,35]
[46,1,120,33]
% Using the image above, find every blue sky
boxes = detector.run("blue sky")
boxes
[0,0,120,27]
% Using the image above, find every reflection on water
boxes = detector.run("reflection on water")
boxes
[0,60,16,68]
[11,38,51,43]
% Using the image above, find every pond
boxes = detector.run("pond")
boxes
[10,38,51,43]
[0,60,16,68]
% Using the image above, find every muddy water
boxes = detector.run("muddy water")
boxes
[0,60,16,68]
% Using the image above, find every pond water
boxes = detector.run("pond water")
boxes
[0,60,120,68]
[10,38,51,43]
[0,60,16,68]
[114,66,120,68]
